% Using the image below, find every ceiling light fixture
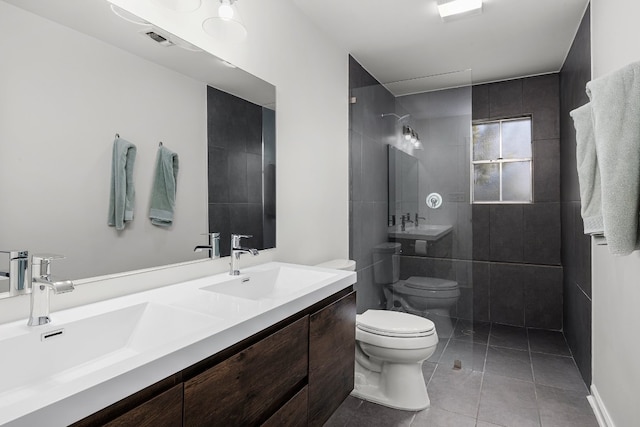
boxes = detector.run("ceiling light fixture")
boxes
[218,0,235,20]
[437,0,483,21]
[203,0,247,43]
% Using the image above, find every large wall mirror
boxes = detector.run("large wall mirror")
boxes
[0,0,276,295]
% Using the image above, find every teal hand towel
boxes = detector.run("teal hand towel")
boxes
[149,145,179,227]
[107,137,137,230]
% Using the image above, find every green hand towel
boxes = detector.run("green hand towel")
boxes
[149,145,179,227]
[107,137,137,230]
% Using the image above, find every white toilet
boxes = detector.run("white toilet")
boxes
[352,309,438,410]
[373,242,460,337]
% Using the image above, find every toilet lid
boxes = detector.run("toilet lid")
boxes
[405,276,458,291]
[356,310,435,337]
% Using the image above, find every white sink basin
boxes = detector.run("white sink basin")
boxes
[0,302,222,398]
[388,224,453,241]
[201,265,336,301]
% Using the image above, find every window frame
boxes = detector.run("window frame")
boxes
[470,116,533,204]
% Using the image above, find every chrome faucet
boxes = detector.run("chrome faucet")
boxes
[401,214,414,231]
[415,213,426,227]
[230,234,259,276]
[28,254,74,327]
[0,250,29,295]
[194,232,221,259]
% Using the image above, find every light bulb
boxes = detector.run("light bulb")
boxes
[219,1,234,21]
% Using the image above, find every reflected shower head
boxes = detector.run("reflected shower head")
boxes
[381,113,411,121]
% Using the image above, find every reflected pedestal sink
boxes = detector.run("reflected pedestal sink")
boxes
[387,224,453,241]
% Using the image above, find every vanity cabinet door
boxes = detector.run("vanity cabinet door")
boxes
[183,316,309,426]
[103,384,183,427]
[308,291,356,426]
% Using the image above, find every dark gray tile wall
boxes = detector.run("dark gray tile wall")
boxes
[207,86,267,256]
[471,74,562,329]
[560,5,592,386]
[349,56,395,313]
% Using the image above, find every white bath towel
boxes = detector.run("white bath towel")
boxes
[571,61,640,255]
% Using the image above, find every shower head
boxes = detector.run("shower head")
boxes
[381,113,411,121]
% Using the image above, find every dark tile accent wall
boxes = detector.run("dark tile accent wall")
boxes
[207,86,271,256]
[560,5,592,386]
[349,56,394,313]
[472,74,562,329]
[349,59,565,330]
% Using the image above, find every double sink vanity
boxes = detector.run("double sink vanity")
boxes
[0,262,357,426]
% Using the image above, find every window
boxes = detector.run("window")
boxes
[471,117,532,203]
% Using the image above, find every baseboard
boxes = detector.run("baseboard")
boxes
[589,384,615,427]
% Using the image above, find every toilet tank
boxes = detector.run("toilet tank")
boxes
[372,243,401,285]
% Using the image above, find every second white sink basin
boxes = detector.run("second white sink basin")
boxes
[201,265,336,301]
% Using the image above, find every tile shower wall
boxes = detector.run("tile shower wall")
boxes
[349,56,395,313]
[207,86,264,256]
[559,5,592,385]
[470,75,563,330]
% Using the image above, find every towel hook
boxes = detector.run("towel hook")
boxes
[159,141,163,147]
[115,133,120,139]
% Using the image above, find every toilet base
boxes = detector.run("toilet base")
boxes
[352,359,430,411]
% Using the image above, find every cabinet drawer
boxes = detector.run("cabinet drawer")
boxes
[104,384,183,427]
[184,316,309,426]
[261,386,308,427]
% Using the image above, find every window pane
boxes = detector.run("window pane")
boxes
[502,161,532,201]
[502,119,531,159]
[473,123,500,161]
[473,163,500,201]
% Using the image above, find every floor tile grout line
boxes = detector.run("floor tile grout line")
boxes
[527,327,544,427]
[474,321,492,423]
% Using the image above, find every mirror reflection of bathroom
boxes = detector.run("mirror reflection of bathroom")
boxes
[351,67,473,352]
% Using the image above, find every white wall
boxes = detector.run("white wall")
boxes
[108,0,350,266]
[0,1,209,280]
[590,1,640,426]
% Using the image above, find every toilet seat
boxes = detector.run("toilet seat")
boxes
[390,277,460,299]
[357,310,435,337]
[405,277,458,290]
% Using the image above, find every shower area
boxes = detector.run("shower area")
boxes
[350,58,475,345]
[349,55,565,370]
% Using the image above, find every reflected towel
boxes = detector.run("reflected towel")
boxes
[571,61,640,255]
[107,137,137,230]
[570,103,603,237]
[149,145,179,227]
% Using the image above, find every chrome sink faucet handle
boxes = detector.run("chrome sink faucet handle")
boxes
[194,232,220,259]
[415,213,426,227]
[230,234,259,276]
[28,254,74,327]
[0,250,29,295]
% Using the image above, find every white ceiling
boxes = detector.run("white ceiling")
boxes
[293,0,590,94]
[3,0,275,106]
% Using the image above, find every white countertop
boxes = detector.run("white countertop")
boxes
[0,262,356,427]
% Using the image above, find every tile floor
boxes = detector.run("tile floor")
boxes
[325,320,598,427]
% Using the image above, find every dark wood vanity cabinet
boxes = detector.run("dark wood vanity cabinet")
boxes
[183,316,309,426]
[308,292,357,426]
[72,288,355,427]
